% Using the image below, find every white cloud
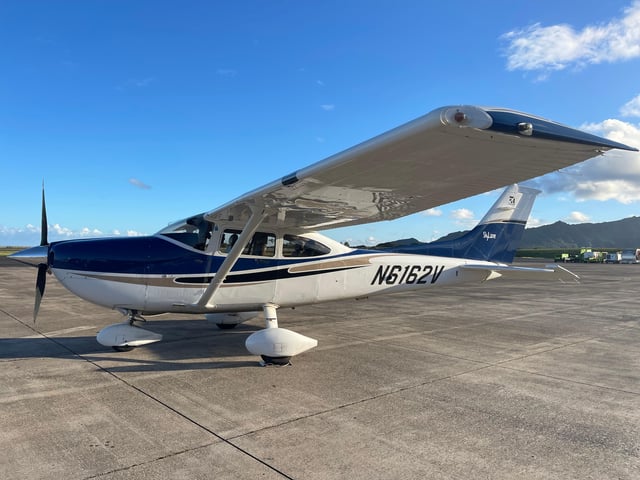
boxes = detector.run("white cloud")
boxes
[80,227,103,236]
[524,217,541,228]
[0,223,148,246]
[451,208,474,220]
[566,211,590,223]
[528,117,640,203]
[422,208,443,217]
[320,104,335,111]
[580,117,640,147]
[573,179,640,203]
[502,2,640,76]
[51,223,74,237]
[621,94,640,117]
[450,208,476,228]
[129,178,151,190]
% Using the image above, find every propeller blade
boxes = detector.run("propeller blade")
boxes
[34,264,47,322]
[40,185,48,246]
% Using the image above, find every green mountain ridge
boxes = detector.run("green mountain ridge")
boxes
[377,216,640,249]
[520,216,640,248]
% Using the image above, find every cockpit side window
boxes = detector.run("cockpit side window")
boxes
[157,214,213,251]
[282,234,330,257]
[220,230,240,253]
[220,229,276,257]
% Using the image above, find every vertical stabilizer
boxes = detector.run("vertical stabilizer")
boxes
[386,184,540,263]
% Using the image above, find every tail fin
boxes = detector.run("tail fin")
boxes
[388,184,540,263]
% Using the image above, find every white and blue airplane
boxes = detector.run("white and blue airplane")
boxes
[10,105,637,364]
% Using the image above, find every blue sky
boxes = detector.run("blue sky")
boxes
[1,1,640,246]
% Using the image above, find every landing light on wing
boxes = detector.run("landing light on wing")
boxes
[518,122,533,136]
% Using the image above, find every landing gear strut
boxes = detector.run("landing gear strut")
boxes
[112,311,142,351]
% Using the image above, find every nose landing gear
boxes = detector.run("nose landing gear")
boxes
[96,310,163,352]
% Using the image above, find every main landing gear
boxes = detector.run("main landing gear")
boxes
[96,305,318,366]
[245,304,318,365]
[96,310,163,352]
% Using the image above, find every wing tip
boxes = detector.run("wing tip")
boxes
[481,108,637,152]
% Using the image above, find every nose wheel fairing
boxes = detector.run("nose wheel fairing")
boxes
[97,311,162,350]
[96,322,163,349]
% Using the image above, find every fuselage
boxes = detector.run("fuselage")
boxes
[48,229,494,315]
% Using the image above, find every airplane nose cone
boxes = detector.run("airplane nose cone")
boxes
[8,245,49,267]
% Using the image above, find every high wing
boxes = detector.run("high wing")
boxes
[205,105,637,231]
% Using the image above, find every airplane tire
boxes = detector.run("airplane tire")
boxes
[260,355,291,366]
[112,345,134,352]
[216,323,238,330]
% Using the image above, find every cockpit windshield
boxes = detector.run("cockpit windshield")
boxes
[156,214,213,251]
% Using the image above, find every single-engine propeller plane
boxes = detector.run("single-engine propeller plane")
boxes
[10,105,638,364]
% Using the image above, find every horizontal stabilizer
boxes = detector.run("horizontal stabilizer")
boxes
[460,263,579,283]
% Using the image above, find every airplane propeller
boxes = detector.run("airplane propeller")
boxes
[34,187,50,321]
[9,186,51,322]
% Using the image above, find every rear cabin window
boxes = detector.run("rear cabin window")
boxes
[282,234,330,257]
[220,229,276,257]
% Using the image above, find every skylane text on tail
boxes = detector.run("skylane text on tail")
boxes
[10,105,637,364]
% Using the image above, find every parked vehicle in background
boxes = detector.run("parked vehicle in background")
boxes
[620,249,640,264]
[581,249,605,263]
[554,252,573,263]
[604,252,622,263]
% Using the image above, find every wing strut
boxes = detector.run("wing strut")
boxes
[197,206,269,309]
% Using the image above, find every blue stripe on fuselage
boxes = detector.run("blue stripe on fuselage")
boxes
[50,236,206,274]
[49,236,368,275]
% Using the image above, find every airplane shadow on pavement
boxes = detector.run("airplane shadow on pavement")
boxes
[0,319,264,370]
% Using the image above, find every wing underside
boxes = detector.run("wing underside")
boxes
[205,105,637,231]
